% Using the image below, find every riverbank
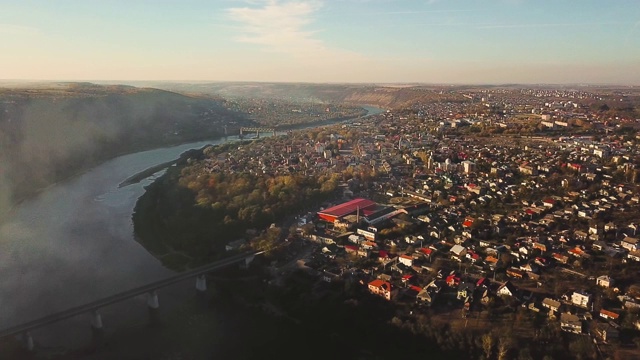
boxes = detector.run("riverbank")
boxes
[118,160,177,188]
[131,105,384,271]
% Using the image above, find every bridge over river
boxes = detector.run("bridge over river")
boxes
[239,127,277,137]
[0,250,263,351]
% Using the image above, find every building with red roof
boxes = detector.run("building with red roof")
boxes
[317,198,377,223]
[368,279,393,300]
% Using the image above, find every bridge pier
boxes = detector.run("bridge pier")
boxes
[196,275,207,292]
[24,331,34,352]
[147,291,159,309]
[241,255,255,269]
[91,310,103,330]
[256,130,260,138]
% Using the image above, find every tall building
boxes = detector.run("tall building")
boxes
[427,152,434,170]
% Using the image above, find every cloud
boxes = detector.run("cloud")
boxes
[227,0,330,56]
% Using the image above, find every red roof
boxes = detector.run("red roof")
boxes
[402,274,414,280]
[318,198,377,218]
[600,309,620,319]
[378,250,389,258]
[419,248,432,255]
[410,285,422,292]
[369,279,391,291]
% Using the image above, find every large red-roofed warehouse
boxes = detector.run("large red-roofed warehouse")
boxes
[317,198,377,223]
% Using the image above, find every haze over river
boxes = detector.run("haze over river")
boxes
[0,106,383,349]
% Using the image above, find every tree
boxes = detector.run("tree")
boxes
[482,333,494,359]
[497,336,513,360]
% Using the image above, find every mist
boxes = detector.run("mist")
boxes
[0,84,243,216]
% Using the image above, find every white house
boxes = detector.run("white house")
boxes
[560,313,582,334]
[596,275,614,288]
[450,244,467,258]
[497,281,517,297]
[571,290,592,308]
[398,254,413,267]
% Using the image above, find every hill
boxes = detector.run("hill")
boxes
[130,82,470,108]
[0,83,251,215]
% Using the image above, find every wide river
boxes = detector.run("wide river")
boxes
[0,106,384,349]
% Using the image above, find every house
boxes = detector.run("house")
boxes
[553,253,569,264]
[592,321,619,342]
[457,282,475,301]
[401,274,415,285]
[622,237,639,251]
[560,313,582,334]
[446,274,461,287]
[542,298,561,313]
[391,262,409,274]
[542,198,556,208]
[476,277,490,288]
[344,245,358,255]
[485,255,499,268]
[571,290,592,308]
[599,309,620,321]
[521,262,540,274]
[417,281,440,306]
[506,267,526,279]
[418,247,433,258]
[497,281,517,297]
[399,254,414,267]
[450,244,467,259]
[596,275,614,288]
[533,242,548,252]
[628,250,640,262]
[368,279,393,301]
[404,285,422,301]
[322,269,341,283]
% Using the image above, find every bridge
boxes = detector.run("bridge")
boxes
[239,127,277,138]
[0,250,263,351]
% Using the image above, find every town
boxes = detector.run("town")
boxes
[194,86,640,359]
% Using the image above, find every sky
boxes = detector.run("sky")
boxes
[1,0,639,84]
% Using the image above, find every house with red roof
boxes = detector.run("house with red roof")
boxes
[368,279,393,301]
[399,254,414,267]
[600,309,620,321]
[446,274,461,287]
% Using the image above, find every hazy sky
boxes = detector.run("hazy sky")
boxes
[1,0,639,84]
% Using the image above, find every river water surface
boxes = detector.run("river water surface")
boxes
[0,106,384,350]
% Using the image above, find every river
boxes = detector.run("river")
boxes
[0,105,384,351]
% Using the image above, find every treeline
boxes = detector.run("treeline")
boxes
[133,147,342,269]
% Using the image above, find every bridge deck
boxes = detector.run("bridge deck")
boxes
[0,250,263,339]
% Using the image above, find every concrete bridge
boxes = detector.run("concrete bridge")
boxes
[0,250,263,351]
[239,127,277,138]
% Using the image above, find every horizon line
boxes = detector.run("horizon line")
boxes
[1,79,639,87]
